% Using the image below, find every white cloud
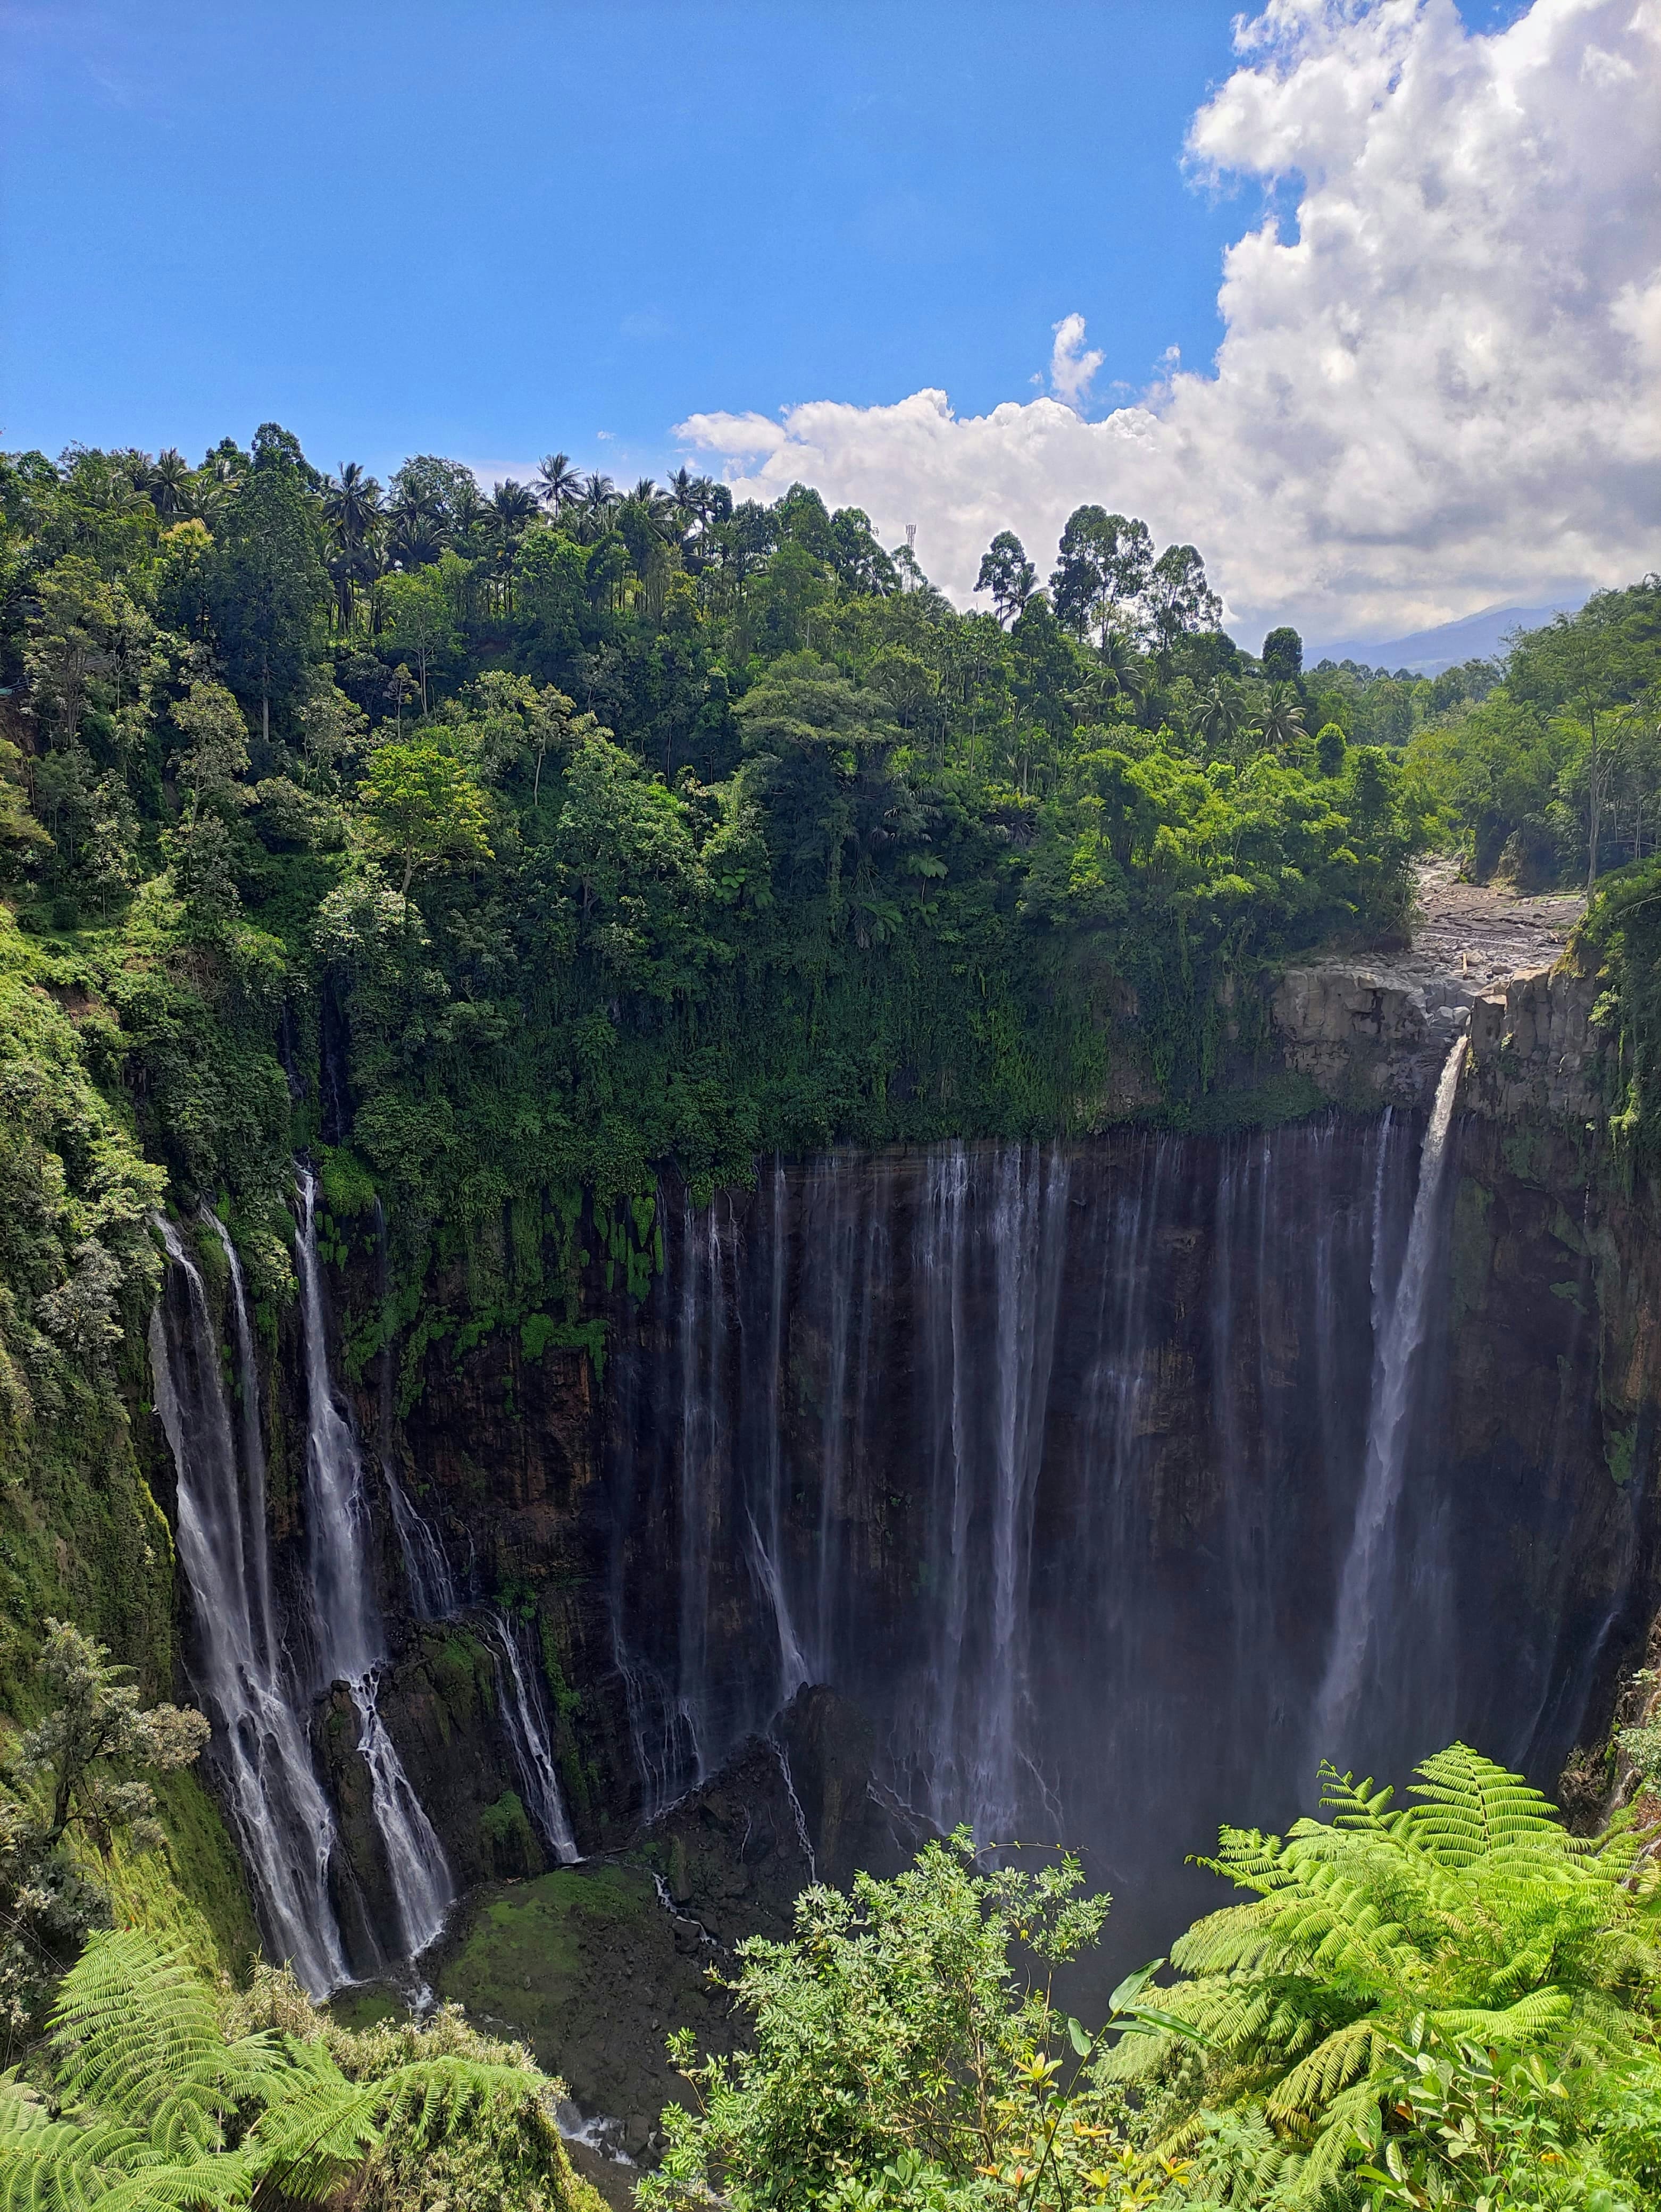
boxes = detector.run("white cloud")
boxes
[1048,313,1105,408]
[676,0,1661,647]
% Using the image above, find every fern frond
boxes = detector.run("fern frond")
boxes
[0,2074,153,2212]
[1405,1744,1561,1867]
[1315,1765,1399,1834]
[1428,1987,1572,2045]
[1283,2079,1382,2204]
[1264,2020,1382,2126]
[49,1934,230,2131]
[92,2154,257,2210]
[249,2055,542,2205]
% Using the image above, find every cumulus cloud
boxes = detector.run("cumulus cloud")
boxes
[1048,313,1106,408]
[677,0,1661,646]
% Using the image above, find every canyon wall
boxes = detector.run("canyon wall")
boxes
[368,1078,1657,1968]
[143,930,1661,1985]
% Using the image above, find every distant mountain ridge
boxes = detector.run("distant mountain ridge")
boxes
[1310,597,1585,676]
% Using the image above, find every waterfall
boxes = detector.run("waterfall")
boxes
[749,1162,809,1706]
[1312,1036,1468,1766]
[204,1212,278,1675]
[609,1126,1398,1945]
[148,1217,350,1996]
[386,1479,458,1625]
[372,1198,458,1623]
[488,1612,579,1863]
[606,1106,1624,1960]
[294,1167,454,1959]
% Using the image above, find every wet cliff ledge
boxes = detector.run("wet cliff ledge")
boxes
[1272,860,1588,1111]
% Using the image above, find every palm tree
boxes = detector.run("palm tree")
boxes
[180,466,233,527]
[666,465,700,539]
[536,451,581,513]
[1099,626,1146,713]
[387,482,446,569]
[482,479,539,613]
[145,448,194,520]
[490,479,539,531]
[323,464,384,621]
[449,473,487,555]
[322,461,383,553]
[1195,673,1250,755]
[630,476,676,533]
[1258,680,1308,754]
[578,471,619,542]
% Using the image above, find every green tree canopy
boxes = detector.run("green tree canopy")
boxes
[357,736,492,896]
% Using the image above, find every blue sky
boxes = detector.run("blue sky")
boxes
[4,1,1257,483]
[3,0,1647,647]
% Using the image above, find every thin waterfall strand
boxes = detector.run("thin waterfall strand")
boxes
[148,1218,349,1996]
[373,1197,458,1622]
[489,1612,580,1863]
[1313,1037,1467,1760]
[294,1167,454,1958]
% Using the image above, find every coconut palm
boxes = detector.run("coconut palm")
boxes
[630,476,677,532]
[536,451,581,513]
[1258,680,1309,754]
[489,478,539,532]
[665,465,700,538]
[323,465,385,619]
[145,448,194,521]
[387,481,446,569]
[1099,626,1146,711]
[578,471,619,543]
[1195,673,1251,755]
[449,473,487,555]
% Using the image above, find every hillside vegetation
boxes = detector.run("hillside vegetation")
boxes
[0,428,1433,1371]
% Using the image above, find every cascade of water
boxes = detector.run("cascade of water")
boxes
[1312,1037,1468,1763]
[372,1199,458,1623]
[808,1160,852,1675]
[488,1612,579,1863]
[203,1213,278,1673]
[603,1114,1621,1962]
[294,1167,454,1958]
[386,1478,458,1626]
[148,1218,349,1996]
[976,1145,1069,1841]
[672,1193,721,1785]
[895,1144,1072,1843]
[914,1141,972,1829]
[748,1162,809,1705]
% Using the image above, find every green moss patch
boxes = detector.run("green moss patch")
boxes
[438,1863,732,2127]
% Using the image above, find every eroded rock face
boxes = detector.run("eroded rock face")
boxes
[1466,963,1604,1124]
[1272,960,1468,1105]
[1271,860,1589,1111]
[332,1114,1659,1989]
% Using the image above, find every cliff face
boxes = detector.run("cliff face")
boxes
[352,1087,1656,1971]
[167,860,1659,1984]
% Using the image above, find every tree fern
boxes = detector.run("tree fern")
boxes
[0,2073,152,2212]
[1401,1743,1562,1865]
[1105,1741,1660,2206]
[0,1934,598,2212]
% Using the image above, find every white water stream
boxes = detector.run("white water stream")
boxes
[1311,1035,1468,1763]
[148,1216,350,1994]
[488,1611,580,1864]
[294,1167,454,1959]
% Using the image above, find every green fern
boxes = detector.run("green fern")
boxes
[0,1933,596,2212]
[1104,1741,1661,2207]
